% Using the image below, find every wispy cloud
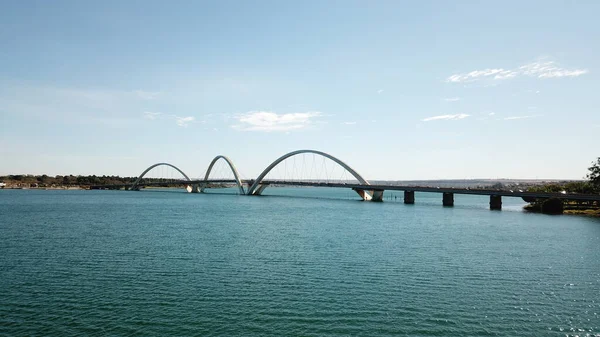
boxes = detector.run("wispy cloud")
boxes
[504,115,541,120]
[175,116,195,127]
[134,90,160,100]
[519,61,587,79]
[446,69,515,83]
[422,113,470,122]
[143,111,162,120]
[444,97,461,102]
[476,111,496,121]
[143,111,197,127]
[231,111,323,132]
[446,60,587,83]
[377,89,384,94]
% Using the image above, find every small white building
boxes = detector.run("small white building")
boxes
[0,182,6,188]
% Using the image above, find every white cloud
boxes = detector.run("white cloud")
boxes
[377,89,384,94]
[134,90,160,100]
[519,61,588,78]
[446,60,587,83]
[494,70,519,80]
[343,121,357,125]
[175,116,195,127]
[476,111,496,121]
[422,114,470,122]
[143,111,161,120]
[143,112,197,127]
[504,115,541,120]
[444,97,461,102]
[232,111,323,132]
[446,68,507,83]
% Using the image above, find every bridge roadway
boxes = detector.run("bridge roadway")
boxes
[94,179,600,204]
[257,180,600,202]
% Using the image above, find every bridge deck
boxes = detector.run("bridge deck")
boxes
[91,179,600,202]
[259,180,600,202]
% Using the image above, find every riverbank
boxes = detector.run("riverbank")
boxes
[524,198,600,217]
[525,207,600,217]
[1,186,84,190]
[564,208,600,216]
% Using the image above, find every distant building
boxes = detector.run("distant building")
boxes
[0,182,6,188]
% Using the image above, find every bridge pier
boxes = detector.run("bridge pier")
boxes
[354,189,372,201]
[252,184,268,196]
[190,184,201,193]
[490,195,502,210]
[442,192,454,207]
[404,191,415,204]
[371,190,384,202]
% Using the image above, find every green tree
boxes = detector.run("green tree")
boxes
[588,157,600,188]
[528,184,564,193]
[563,181,596,194]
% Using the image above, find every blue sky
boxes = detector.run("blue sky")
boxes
[1,1,598,180]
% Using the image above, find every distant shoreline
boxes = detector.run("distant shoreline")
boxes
[1,186,84,190]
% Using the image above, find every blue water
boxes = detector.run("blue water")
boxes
[1,188,599,336]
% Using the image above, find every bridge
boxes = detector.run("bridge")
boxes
[91,149,600,210]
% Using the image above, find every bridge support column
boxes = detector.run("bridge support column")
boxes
[190,184,201,193]
[371,190,384,202]
[442,192,454,207]
[490,195,502,210]
[252,184,268,196]
[404,191,415,204]
[354,189,373,201]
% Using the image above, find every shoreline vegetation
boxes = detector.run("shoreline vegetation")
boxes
[1,174,599,217]
[521,157,600,217]
[520,181,600,217]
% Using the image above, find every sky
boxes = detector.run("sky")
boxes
[1,0,599,180]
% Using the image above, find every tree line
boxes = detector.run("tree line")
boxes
[527,157,600,194]
[1,175,138,187]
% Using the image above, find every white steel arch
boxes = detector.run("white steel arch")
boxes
[132,163,191,189]
[247,149,369,195]
[203,155,245,194]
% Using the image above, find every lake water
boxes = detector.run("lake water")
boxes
[1,188,599,336]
